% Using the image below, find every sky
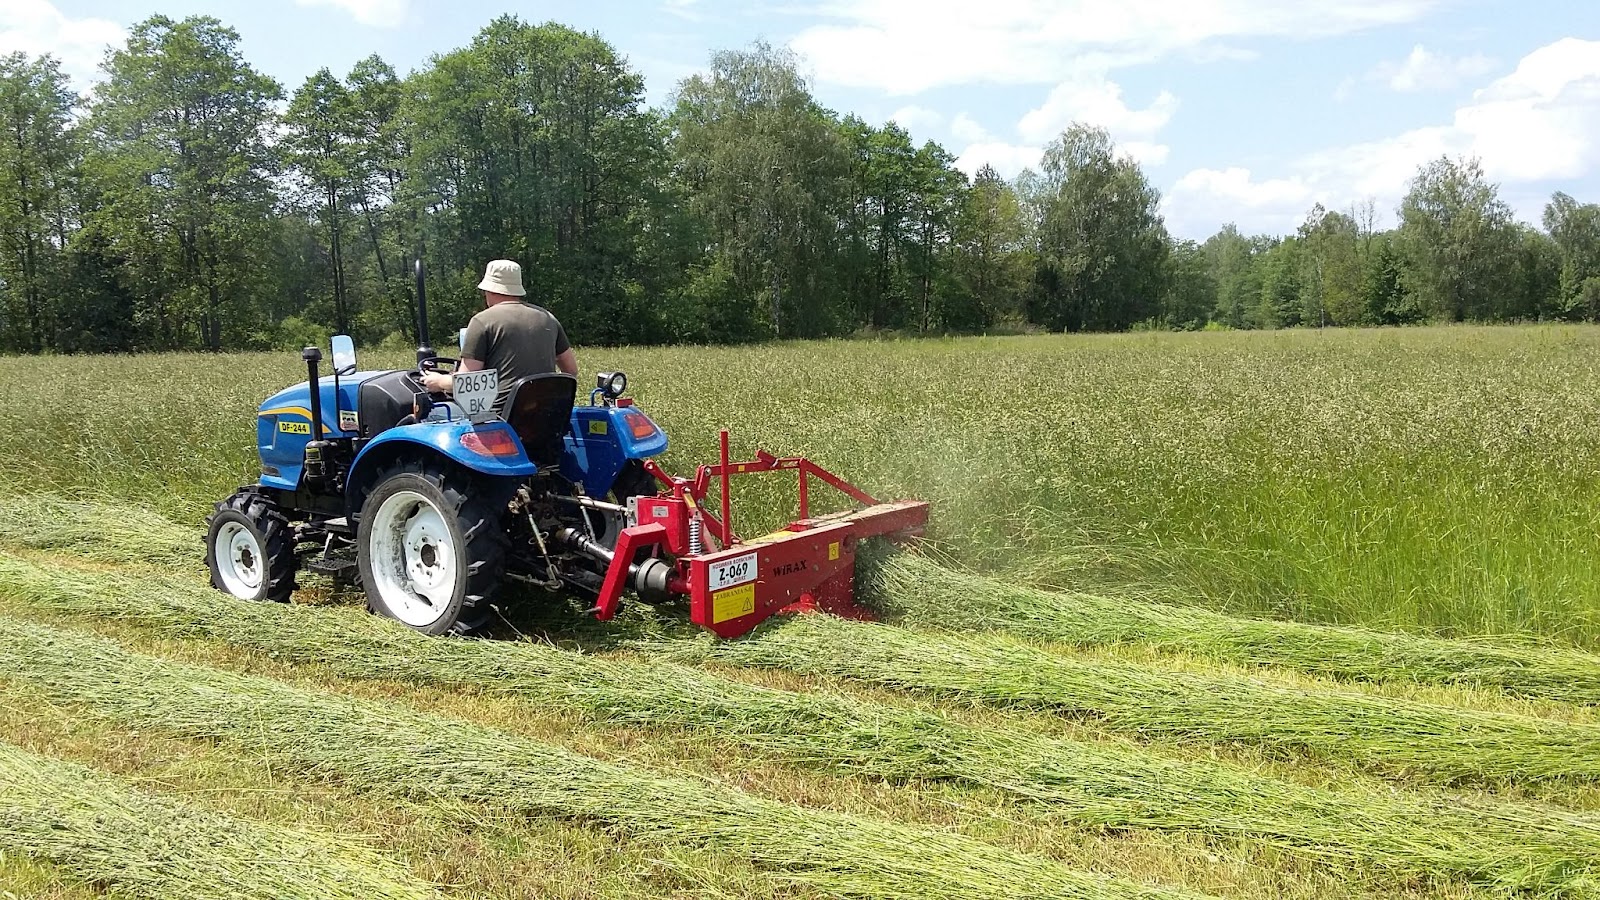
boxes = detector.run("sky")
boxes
[3,0,1599,240]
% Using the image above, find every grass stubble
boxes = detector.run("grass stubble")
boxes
[1,549,1599,896]
[0,613,1216,900]
[0,738,434,900]
[657,611,1600,784]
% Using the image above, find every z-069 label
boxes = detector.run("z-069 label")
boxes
[708,552,758,591]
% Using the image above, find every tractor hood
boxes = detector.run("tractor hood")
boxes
[258,370,397,438]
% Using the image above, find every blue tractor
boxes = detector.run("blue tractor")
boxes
[205,263,672,635]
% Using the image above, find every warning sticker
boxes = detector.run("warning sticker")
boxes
[712,583,756,624]
[828,541,840,561]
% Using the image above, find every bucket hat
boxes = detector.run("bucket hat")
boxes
[477,259,526,296]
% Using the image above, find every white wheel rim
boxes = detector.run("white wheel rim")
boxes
[368,489,458,628]
[215,521,265,598]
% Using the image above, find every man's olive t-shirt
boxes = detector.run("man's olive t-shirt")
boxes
[461,301,570,393]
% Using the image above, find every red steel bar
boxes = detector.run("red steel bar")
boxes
[719,429,733,544]
[798,466,810,520]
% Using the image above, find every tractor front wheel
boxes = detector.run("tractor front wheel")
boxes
[206,489,296,603]
[357,462,508,636]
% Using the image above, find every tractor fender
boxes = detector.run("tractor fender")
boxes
[346,419,536,515]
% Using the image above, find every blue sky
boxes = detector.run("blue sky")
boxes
[5,0,1599,239]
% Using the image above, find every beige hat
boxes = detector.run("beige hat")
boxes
[477,259,526,296]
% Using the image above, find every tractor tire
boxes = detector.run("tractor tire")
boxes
[356,460,509,636]
[205,489,296,603]
[609,459,657,505]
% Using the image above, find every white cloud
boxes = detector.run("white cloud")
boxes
[955,71,1176,181]
[1373,44,1497,92]
[1163,168,1324,237]
[1017,75,1177,146]
[662,0,704,21]
[950,112,993,144]
[0,0,123,87]
[1317,38,1600,188]
[888,104,944,133]
[1163,37,1600,237]
[1173,167,1315,208]
[954,141,1043,179]
[292,0,410,28]
[1122,141,1171,167]
[791,0,1439,94]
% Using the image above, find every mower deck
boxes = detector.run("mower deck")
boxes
[687,500,929,637]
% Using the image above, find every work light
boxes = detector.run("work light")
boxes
[598,371,628,397]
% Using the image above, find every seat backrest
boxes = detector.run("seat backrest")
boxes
[501,373,577,467]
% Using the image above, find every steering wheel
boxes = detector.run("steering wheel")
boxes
[415,356,461,401]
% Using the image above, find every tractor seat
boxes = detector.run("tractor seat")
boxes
[501,373,577,468]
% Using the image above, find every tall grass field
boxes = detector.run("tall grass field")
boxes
[4,324,1600,899]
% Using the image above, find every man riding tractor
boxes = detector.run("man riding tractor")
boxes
[422,259,578,402]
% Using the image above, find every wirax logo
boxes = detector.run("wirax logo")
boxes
[770,560,809,578]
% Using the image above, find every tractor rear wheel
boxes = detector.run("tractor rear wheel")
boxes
[357,461,508,636]
[206,489,296,603]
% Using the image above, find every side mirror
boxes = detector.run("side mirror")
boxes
[457,328,467,351]
[330,334,357,376]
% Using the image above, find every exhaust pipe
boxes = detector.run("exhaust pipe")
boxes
[414,258,434,367]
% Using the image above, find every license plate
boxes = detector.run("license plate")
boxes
[708,551,758,590]
[452,368,499,422]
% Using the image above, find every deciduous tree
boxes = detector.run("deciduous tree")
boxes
[1026,124,1169,332]
[0,53,77,352]
[83,15,282,350]
[1398,156,1519,322]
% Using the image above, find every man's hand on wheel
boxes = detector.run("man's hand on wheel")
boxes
[421,371,452,394]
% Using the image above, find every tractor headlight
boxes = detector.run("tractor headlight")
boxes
[598,371,627,398]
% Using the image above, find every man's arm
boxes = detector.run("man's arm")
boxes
[420,357,481,394]
[553,320,577,376]
[422,317,491,393]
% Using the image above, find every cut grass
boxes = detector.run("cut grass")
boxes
[875,554,1600,706]
[657,612,1600,784]
[0,494,198,565]
[0,614,1210,900]
[3,649,1462,900]
[0,851,103,900]
[0,684,817,900]
[0,740,434,900]
[3,552,1600,896]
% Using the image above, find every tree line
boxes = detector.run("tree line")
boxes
[2,14,1599,353]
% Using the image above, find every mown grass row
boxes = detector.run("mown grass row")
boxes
[875,554,1600,705]
[0,614,1209,900]
[657,613,1600,784]
[17,493,1600,712]
[5,552,1600,895]
[0,679,821,900]
[0,495,198,564]
[0,739,432,900]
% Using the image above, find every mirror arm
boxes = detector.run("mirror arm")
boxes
[328,335,359,435]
